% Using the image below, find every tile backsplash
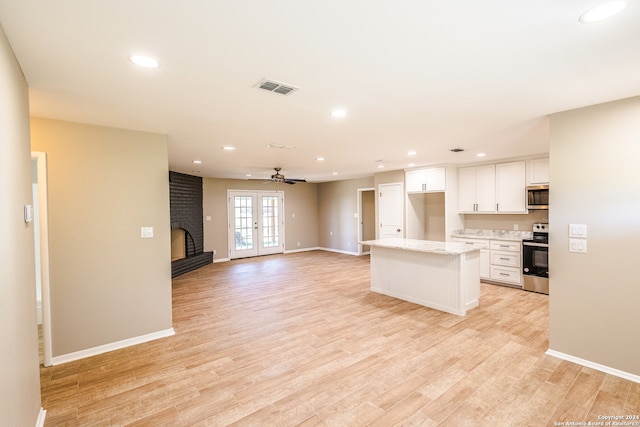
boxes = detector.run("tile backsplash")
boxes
[463,210,549,232]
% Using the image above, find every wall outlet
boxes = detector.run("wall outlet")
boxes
[212,249,216,255]
[513,224,519,231]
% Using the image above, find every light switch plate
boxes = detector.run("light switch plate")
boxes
[569,223,587,238]
[141,226,154,238]
[569,238,587,253]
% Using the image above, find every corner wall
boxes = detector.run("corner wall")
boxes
[318,176,375,252]
[0,23,42,426]
[30,117,173,358]
[549,96,640,377]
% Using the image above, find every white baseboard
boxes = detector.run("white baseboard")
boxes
[51,328,175,366]
[318,247,360,256]
[35,408,46,427]
[546,349,640,384]
[284,247,321,254]
[213,257,230,263]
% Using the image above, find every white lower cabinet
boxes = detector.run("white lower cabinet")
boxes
[451,237,490,279]
[489,240,522,286]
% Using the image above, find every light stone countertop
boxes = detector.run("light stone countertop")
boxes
[360,238,485,255]
[450,229,532,241]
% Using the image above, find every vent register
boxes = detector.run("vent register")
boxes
[254,78,298,95]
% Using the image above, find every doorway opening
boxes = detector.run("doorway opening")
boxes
[357,188,375,255]
[32,152,52,367]
[228,190,285,259]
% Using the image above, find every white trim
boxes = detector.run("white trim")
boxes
[318,247,360,256]
[284,246,321,254]
[546,349,640,384]
[357,187,375,256]
[35,408,46,427]
[32,152,53,367]
[51,328,175,366]
[213,257,231,263]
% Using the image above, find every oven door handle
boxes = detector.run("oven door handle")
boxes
[523,242,548,248]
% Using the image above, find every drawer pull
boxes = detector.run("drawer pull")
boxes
[499,272,510,276]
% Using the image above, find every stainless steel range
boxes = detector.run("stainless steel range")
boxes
[522,223,549,294]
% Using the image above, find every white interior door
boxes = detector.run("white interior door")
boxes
[378,182,404,239]
[228,191,284,259]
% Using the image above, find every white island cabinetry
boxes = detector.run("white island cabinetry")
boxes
[361,238,482,316]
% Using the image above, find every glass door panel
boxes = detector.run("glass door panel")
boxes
[228,191,283,259]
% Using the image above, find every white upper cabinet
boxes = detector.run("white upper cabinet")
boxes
[405,167,445,193]
[528,158,549,185]
[458,164,496,213]
[495,161,526,213]
[458,161,526,214]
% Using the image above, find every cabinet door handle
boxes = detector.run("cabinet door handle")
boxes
[496,203,499,211]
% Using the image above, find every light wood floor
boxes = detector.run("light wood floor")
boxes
[41,251,640,426]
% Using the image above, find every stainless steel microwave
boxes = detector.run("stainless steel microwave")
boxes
[527,185,549,209]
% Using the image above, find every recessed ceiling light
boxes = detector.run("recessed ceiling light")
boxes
[332,172,339,175]
[407,150,417,156]
[377,164,385,169]
[579,1,627,23]
[245,174,252,177]
[331,109,347,118]
[408,163,416,167]
[476,153,487,157]
[192,160,202,164]
[128,54,160,69]
[316,157,325,161]
[222,146,236,151]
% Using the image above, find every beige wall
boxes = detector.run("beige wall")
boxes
[317,176,375,252]
[0,24,42,425]
[30,118,173,357]
[549,96,640,376]
[203,178,319,259]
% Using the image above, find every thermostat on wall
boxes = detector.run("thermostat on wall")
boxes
[24,204,34,223]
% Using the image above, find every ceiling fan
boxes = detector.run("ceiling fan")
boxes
[267,167,307,185]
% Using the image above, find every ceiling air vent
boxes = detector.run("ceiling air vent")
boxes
[254,78,298,96]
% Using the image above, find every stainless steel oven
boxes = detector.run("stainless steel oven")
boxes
[522,223,549,294]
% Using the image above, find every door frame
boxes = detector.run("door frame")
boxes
[32,151,52,367]
[227,190,285,259]
[357,187,375,255]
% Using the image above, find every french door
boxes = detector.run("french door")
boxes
[228,190,284,259]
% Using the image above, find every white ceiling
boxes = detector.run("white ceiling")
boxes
[1,1,639,182]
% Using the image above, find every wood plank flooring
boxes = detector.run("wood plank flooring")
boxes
[40,251,640,426]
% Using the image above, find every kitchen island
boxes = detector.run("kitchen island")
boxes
[360,238,484,316]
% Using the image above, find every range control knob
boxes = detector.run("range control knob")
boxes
[524,267,530,273]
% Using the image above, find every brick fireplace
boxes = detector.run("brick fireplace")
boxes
[169,171,213,277]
